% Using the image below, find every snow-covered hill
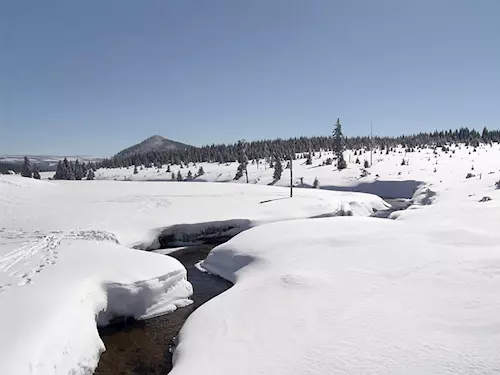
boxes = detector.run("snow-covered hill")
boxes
[94,143,500,199]
[115,135,193,158]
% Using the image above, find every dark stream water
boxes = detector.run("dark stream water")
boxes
[94,245,231,375]
[94,198,408,374]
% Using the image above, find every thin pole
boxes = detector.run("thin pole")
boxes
[370,120,373,167]
[290,152,293,198]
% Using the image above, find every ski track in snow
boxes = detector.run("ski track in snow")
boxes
[0,229,119,296]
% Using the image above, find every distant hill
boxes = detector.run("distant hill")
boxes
[115,135,193,158]
[0,155,102,173]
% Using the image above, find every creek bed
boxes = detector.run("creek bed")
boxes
[94,245,231,375]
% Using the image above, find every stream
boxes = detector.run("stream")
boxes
[94,245,231,375]
[94,197,410,374]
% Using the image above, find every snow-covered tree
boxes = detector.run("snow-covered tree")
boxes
[333,118,347,170]
[197,166,205,176]
[187,170,193,180]
[133,165,138,174]
[273,159,283,181]
[86,169,95,180]
[313,177,319,188]
[234,140,249,182]
[177,170,183,181]
[33,165,41,180]
[21,156,32,178]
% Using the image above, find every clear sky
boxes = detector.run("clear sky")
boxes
[1,0,499,156]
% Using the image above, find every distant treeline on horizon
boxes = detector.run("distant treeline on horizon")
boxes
[2,126,500,175]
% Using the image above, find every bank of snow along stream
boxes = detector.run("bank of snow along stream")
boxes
[94,193,414,375]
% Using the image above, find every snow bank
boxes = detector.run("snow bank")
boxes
[0,175,387,374]
[172,211,500,374]
[0,239,192,375]
[169,146,500,375]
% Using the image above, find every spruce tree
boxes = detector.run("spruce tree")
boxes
[177,170,183,181]
[273,159,283,181]
[333,118,347,170]
[313,177,319,188]
[74,160,83,180]
[86,169,95,180]
[235,140,249,182]
[197,166,205,176]
[305,153,312,165]
[33,165,41,179]
[187,170,193,180]
[171,172,176,180]
[54,161,65,180]
[133,165,138,174]
[21,156,32,178]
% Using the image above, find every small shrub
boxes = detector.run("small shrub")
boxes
[313,177,319,188]
[466,173,475,179]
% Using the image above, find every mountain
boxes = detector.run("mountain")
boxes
[115,136,193,158]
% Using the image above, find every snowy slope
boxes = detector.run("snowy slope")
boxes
[167,145,500,375]
[0,175,386,375]
[92,143,500,199]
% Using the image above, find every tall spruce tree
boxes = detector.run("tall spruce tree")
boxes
[273,158,283,181]
[234,140,249,182]
[86,169,95,180]
[333,118,347,170]
[21,156,32,178]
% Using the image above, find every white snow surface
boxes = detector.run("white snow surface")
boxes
[0,175,386,375]
[169,144,500,375]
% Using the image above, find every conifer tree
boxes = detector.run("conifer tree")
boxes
[21,156,32,178]
[333,118,347,170]
[86,169,95,180]
[33,165,41,179]
[177,170,183,181]
[273,158,283,181]
[197,166,205,176]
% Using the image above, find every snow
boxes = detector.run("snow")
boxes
[3,142,500,374]
[167,144,500,375]
[0,174,385,374]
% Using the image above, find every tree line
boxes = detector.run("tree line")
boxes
[94,126,500,170]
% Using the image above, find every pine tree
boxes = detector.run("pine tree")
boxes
[364,160,369,168]
[33,165,41,179]
[177,170,183,181]
[235,140,249,182]
[167,164,171,173]
[86,169,95,180]
[305,153,312,165]
[74,159,83,180]
[64,158,75,180]
[187,170,193,180]
[197,166,205,176]
[21,156,32,178]
[313,177,319,188]
[133,165,138,174]
[333,118,347,170]
[273,159,283,181]
[171,172,176,180]
[54,160,65,180]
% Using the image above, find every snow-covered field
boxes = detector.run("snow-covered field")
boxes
[0,175,386,374]
[2,143,500,374]
[169,144,500,375]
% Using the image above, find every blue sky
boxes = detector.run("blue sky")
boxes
[1,0,499,156]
